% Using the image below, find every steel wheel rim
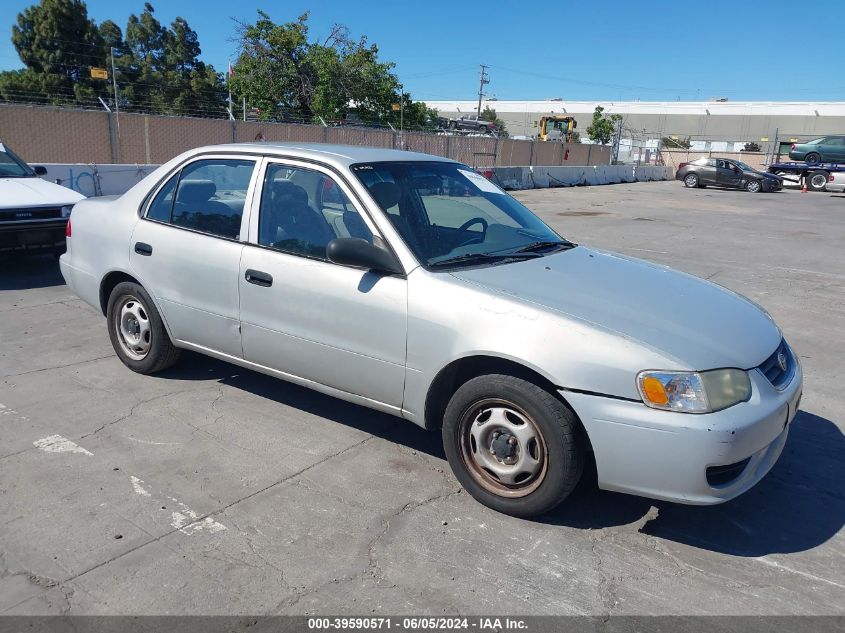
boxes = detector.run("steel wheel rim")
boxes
[457,398,548,498]
[811,174,827,189]
[114,295,152,361]
[685,174,697,187]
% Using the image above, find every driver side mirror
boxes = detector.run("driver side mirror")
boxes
[326,237,403,275]
[33,165,47,176]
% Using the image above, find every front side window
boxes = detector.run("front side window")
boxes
[147,158,255,239]
[353,161,571,268]
[257,163,373,260]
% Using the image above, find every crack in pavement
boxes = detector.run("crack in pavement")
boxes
[52,435,377,588]
[0,354,115,381]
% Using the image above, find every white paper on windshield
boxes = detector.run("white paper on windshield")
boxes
[458,169,504,194]
[0,143,5,153]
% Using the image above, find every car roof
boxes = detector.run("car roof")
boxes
[191,142,457,169]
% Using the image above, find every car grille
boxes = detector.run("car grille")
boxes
[706,457,751,487]
[0,206,63,222]
[758,339,795,390]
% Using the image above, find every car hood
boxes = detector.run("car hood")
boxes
[0,177,84,207]
[450,246,781,370]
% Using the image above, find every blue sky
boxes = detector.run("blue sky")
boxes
[1,0,843,102]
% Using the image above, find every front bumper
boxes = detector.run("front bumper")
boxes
[762,179,782,192]
[564,362,803,505]
[0,220,67,252]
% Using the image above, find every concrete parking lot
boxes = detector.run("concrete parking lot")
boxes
[1,181,843,616]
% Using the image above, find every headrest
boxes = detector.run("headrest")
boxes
[271,180,308,206]
[176,179,216,204]
[369,181,400,210]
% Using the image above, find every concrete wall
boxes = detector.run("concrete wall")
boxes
[40,162,670,197]
[1,103,610,168]
[491,165,671,190]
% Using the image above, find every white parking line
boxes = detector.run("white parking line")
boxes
[33,435,93,455]
[127,475,227,536]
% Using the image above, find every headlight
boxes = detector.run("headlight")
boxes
[61,205,73,218]
[637,369,751,413]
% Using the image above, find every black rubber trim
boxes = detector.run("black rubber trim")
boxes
[557,386,641,403]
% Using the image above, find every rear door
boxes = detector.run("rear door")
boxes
[129,155,259,357]
[827,136,845,162]
[694,158,717,184]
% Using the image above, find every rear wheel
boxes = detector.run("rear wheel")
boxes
[107,281,180,374]
[683,173,699,188]
[807,170,829,192]
[442,374,584,517]
[805,152,821,165]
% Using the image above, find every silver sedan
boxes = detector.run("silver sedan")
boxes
[59,143,803,517]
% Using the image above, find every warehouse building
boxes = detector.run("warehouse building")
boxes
[424,100,845,149]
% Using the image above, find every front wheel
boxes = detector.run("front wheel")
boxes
[683,173,699,188]
[442,374,584,517]
[107,281,180,374]
[745,179,762,193]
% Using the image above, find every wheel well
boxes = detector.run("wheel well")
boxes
[424,355,563,431]
[99,271,140,315]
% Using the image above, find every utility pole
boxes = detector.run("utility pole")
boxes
[110,47,120,160]
[476,64,489,119]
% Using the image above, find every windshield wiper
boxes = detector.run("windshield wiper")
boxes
[509,240,576,254]
[429,251,539,268]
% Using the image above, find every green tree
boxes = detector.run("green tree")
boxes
[230,11,433,126]
[0,0,225,116]
[480,105,507,135]
[660,136,692,149]
[585,106,622,145]
[0,0,105,105]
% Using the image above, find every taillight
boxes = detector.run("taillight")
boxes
[791,144,796,151]
[830,174,835,182]
[65,218,71,237]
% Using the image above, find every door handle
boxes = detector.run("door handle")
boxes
[245,269,273,287]
[134,242,153,256]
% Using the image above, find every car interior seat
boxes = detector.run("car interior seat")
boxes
[173,179,241,238]
[263,179,335,257]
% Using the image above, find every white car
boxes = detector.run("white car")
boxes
[0,142,84,254]
[826,171,845,193]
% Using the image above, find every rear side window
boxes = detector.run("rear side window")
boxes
[146,159,256,240]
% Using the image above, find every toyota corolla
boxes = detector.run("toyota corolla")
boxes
[59,143,802,517]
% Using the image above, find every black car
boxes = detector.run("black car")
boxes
[676,157,782,193]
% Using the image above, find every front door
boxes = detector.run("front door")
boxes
[238,159,408,408]
[129,156,258,357]
[716,159,742,188]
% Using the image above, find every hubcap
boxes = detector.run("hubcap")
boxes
[115,296,151,360]
[748,181,760,192]
[458,399,547,498]
[685,175,697,186]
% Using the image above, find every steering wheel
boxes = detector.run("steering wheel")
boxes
[456,217,488,246]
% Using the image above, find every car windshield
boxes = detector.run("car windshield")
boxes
[734,160,753,171]
[352,161,573,268]
[0,143,36,178]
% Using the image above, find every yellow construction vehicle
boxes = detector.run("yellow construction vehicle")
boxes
[538,115,577,142]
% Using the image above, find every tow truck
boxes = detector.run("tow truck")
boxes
[766,161,845,192]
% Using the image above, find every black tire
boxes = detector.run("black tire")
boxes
[442,374,584,517]
[106,281,180,374]
[807,170,829,192]
[804,152,821,165]
[745,179,762,193]
[683,173,699,188]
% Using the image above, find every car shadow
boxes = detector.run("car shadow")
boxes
[0,252,65,290]
[162,355,842,557]
[157,351,446,460]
